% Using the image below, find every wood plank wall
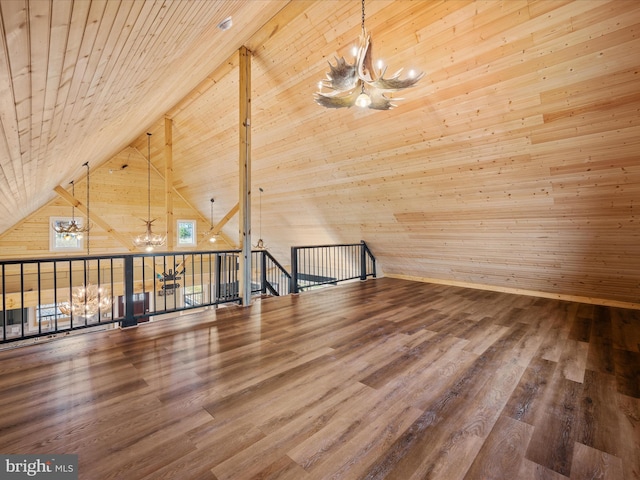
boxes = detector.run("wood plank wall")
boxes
[0,0,638,306]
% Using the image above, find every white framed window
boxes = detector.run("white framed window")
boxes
[50,217,85,252]
[177,220,196,247]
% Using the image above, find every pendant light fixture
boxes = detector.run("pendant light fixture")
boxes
[207,197,217,243]
[254,187,266,249]
[57,161,112,319]
[133,132,166,252]
[53,173,90,240]
[314,0,424,110]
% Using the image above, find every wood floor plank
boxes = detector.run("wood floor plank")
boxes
[525,373,582,477]
[610,308,640,353]
[463,415,534,480]
[503,356,557,425]
[587,305,616,375]
[616,393,640,480]
[577,370,622,456]
[518,458,571,480]
[295,395,424,480]
[558,339,589,383]
[568,313,593,343]
[570,442,624,480]
[613,348,640,398]
[0,277,637,479]
[536,303,576,363]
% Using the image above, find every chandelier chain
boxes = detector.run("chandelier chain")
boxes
[259,187,263,240]
[70,181,76,221]
[147,133,151,224]
[361,0,366,32]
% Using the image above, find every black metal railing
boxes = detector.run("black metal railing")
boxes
[252,249,291,296]
[1,241,376,345]
[1,255,121,343]
[122,250,242,327]
[291,240,376,293]
[0,250,244,344]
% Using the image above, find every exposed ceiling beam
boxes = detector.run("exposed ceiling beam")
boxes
[53,185,137,252]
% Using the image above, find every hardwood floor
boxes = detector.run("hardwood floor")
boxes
[0,277,638,479]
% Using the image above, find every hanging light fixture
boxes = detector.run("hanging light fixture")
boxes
[254,187,266,249]
[314,0,424,110]
[133,133,166,252]
[57,161,112,319]
[59,284,112,318]
[207,198,218,243]
[53,177,90,240]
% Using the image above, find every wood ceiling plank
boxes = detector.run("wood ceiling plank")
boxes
[47,0,92,143]
[0,0,30,204]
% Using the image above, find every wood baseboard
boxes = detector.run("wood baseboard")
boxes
[385,273,640,310]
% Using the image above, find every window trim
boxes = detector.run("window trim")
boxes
[176,219,197,247]
[50,217,85,252]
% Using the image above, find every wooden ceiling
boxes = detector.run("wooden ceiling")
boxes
[0,0,639,305]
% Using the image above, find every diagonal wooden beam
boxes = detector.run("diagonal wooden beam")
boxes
[130,146,238,248]
[198,203,239,248]
[54,185,137,252]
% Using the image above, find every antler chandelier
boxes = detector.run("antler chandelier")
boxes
[54,163,91,239]
[315,0,424,110]
[59,284,112,318]
[134,133,166,252]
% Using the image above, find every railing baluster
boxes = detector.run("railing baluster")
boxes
[2,264,6,342]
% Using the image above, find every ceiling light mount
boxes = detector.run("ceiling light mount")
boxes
[217,16,233,31]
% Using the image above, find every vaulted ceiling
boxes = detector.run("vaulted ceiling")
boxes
[1,0,639,305]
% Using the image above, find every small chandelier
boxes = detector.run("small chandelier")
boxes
[254,187,266,249]
[53,170,90,239]
[59,284,112,318]
[134,133,166,252]
[315,0,424,110]
[207,197,218,243]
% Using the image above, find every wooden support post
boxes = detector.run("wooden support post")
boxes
[165,117,174,250]
[238,46,252,307]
